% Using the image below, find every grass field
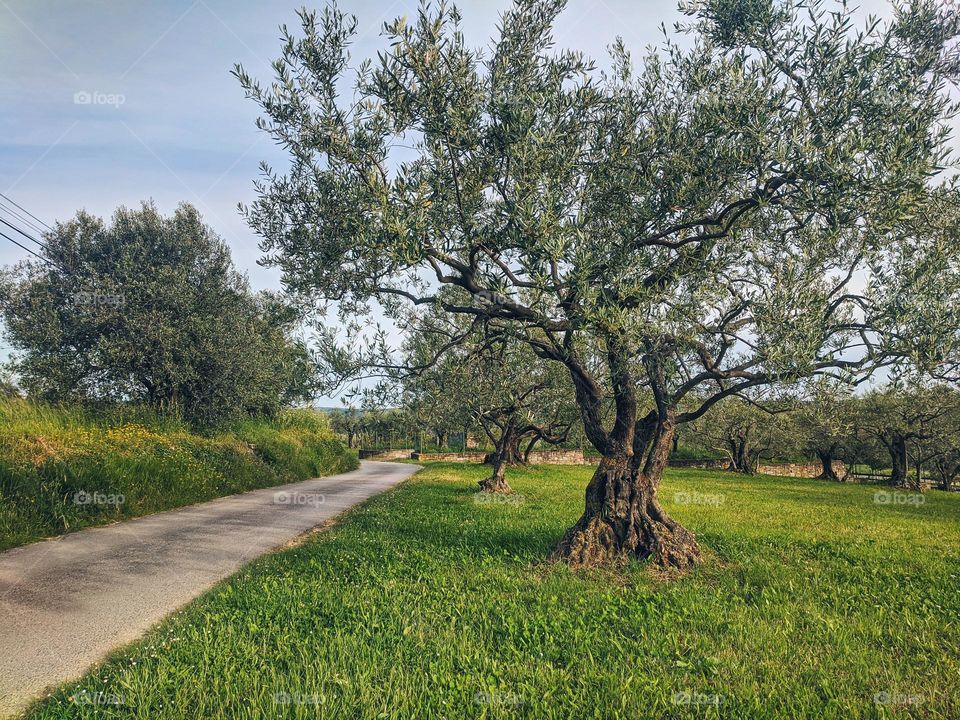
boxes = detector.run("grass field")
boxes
[0,399,357,551]
[22,462,960,719]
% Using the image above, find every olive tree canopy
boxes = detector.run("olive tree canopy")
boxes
[237,0,960,567]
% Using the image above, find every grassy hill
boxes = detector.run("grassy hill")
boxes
[0,399,357,552]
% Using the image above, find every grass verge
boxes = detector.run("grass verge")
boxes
[0,400,357,551]
[23,462,960,719]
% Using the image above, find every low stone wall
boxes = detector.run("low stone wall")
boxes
[410,451,487,463]
[527,449,593,465]
[358,448,415,460]
[410,449,593,465]
[669,459,729,470]
[668,458,846,479]
[758,461,846,478]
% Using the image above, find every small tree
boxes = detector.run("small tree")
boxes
[1,203,313,425]
[692,393,791,474]
[403,318,576,493]
[329,407,366,448]
[793,381,856,481]
[910,389,960,490]
[237,0,960,567]
[858,385,956,490]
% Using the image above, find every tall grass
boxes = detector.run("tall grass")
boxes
[0,399,357,552]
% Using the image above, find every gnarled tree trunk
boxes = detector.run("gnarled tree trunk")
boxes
[815,446,840,481]
[551,412,700,570]
[888,435,915,489]
[479,420,517,493]
[726,437,754,474]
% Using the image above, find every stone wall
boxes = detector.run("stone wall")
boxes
[668,458,729,470]
[757,461,846,478]
[358,448,415,460]
[410,449,593,465]
[667,458,846,479]
[527,449,593,465]
[409,451,487,463]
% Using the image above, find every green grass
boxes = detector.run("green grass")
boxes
[23,463,960,719]
[0,399,357,551]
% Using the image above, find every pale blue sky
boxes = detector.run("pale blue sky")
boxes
[1,0,696,290]
[1,0,910,288]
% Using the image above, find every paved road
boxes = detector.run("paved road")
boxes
[0,461,419,718]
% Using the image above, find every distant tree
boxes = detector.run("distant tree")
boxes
[910,389,960,490]
[793,382,856,481]
[692,393,791,474]
[858,385,956,490]
[329,407,366,448]
[237,0,960,568]
[0,202,314,425]
[403,314,577,493]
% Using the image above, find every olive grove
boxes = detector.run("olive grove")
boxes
[236,0,960,567]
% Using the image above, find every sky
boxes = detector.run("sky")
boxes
[0,0,947,395]
[1,0,912,283]
[0,0,693,289]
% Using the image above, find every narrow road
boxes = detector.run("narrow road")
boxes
[0,461,419,718]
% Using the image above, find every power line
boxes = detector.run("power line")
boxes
[0,229,54,267]
[0,224,69,275]
[0,198,47,238]
[0,192,52,231]
[0,194,92,280]
[0,195,78,278]
[0,216,48,251]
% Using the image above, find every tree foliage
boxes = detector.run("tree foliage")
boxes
[237,0,960,567]
[402,312,578,491]
[1,203,314,425]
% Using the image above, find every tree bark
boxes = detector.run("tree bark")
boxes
[726,438,754,474]
[478,454,512,493]
[551,413,700,570]
[888,435,913,489]
[816,447,840,481]
[478,420,517,493]
[523,435,540,463]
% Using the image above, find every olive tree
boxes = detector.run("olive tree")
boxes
[858,384,957,490]
[236,0,960,568]
[793,381,856,481]
[1,202,314,425]
[691,393,792,474]
[403,316,577,492]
